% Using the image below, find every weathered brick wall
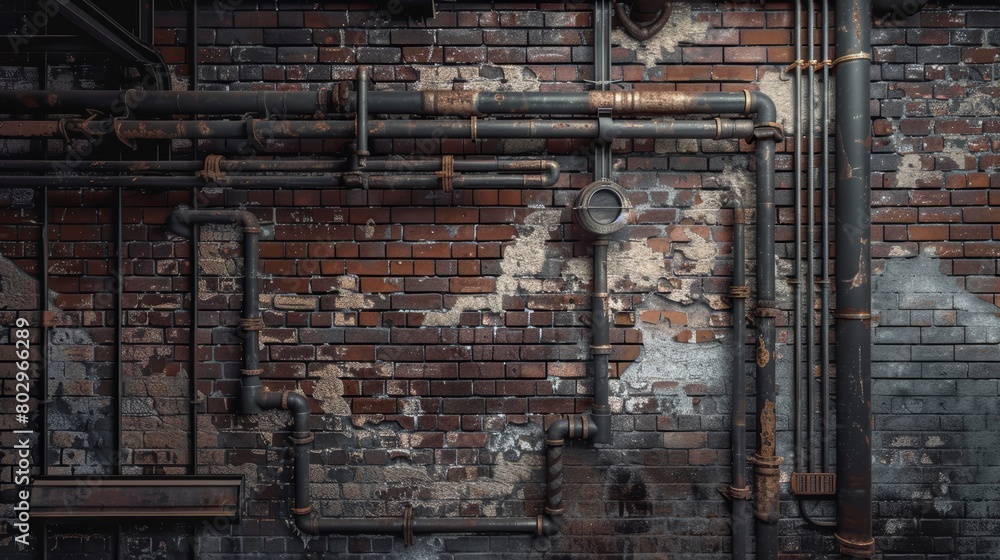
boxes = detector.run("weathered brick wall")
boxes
[1,1,1000,559]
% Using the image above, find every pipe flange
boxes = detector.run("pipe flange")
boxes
[836,533,876,558]
[289,433,314,445]
[544,506,564,516]
[240,368,263,377]
[589,344,612,355]
[833,311,872,320]
[281,390,291,410]
[290,504,313,516]
[545,438,565,447]
[748,453,783,469]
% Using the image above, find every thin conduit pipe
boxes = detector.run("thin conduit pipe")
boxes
[820,0,832,478]
[190,189,200,476]
[792,0,805,487]
[806,0,818,477]
[727,198,749,560]
[115,187,123,476]
[40,187,49,476]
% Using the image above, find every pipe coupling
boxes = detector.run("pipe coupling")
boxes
[240,368,263,377]
[290,504,313,516]
[748,453,783,524]
[836,533,876,558]
[289,432,314,445]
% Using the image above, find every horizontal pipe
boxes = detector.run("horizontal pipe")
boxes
[0,117,754,142]
[307,516,541,535]
[0,89,328,116]
[0,172,555,190]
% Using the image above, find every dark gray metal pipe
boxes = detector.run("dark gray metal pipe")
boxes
[590,240,611,445]
[834,0,874,557]
[0,89,329,116]
[820,0,833,479]
[1,117,753,143]
[792,0,805,485]
[728,198,749,560]
[115,188,123,476]
[746,93,781,560]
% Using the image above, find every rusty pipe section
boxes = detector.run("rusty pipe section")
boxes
[834,0,875,556]
[355,90,770,118]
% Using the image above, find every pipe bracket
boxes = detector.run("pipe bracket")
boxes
[198,154,226,183]
[719,484,751,500]
[436,155,455,192]
[747,121,785,144]
[729,285,750,299]
[403,505,415,546]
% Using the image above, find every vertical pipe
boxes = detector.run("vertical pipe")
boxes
[188,0,200,481]
[589,0,613,445]
[357,66,370,158]
[834,0,874,556]
[115,187,123,475]
[821,0,832,475]
[806,0,818,475]
[591,240,611,444]
[729,199,748,560]
[190,195,199,475]
[792,0,805,480]
[749,95,780,560]
[594,0,612,181]
[40,186,48,476]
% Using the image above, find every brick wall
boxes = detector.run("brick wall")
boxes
[1,1,1000,558]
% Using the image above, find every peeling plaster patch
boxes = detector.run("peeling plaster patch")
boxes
[897,153,943,189]
[612,4,710,68]
[0,254,41,309]
[411,65,541,92]
[312,362,378,416]
[615,321,729,416]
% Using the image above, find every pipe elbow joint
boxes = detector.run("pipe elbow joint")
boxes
[749,92,777,124]
[294,511,320,535]
[546,417,570,442]
[542,160,561,187]
[166,208,193,239]
[232,209,260,231]
[540,512,564,536]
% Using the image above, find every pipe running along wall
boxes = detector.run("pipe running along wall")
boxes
[151,88,778,547]
[833,0,874,556]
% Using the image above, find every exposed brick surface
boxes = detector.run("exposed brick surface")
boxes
[1,2,999,560]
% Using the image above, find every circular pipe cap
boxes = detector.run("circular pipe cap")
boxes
[574,180,633,235]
